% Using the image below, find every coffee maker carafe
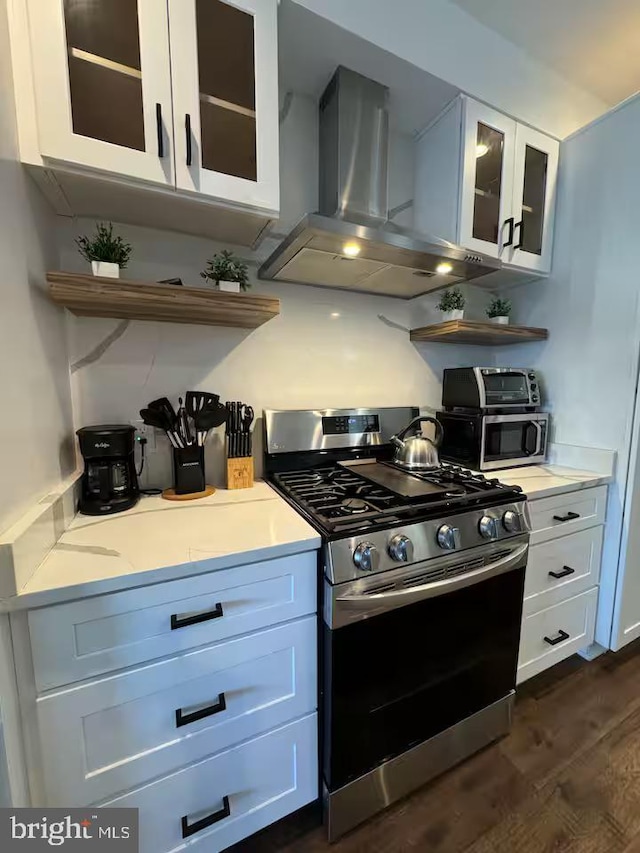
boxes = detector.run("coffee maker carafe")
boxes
[77,425,139,515]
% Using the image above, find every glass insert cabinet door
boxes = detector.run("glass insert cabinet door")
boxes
[169,0,279,213]
[510,124,559,273]
[459,99,516,259]
[28,0,174,185]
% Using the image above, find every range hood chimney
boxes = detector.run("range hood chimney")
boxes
[259,67,501,298]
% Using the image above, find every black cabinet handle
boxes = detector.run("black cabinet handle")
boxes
[156,103,164,158]
[175,692,226,728]
[549,565,576,580]
[543,629,570,646]
[181,796,231,838]
[514,220,525,250]
[503,217,515,248]
[553,512,580,523]
[170,602,223,630]
[185,113,192,166]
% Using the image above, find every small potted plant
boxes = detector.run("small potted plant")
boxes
[201,250,250,293]
[76,222,132,278]
[436,287,465,321]
[486,296,512,325]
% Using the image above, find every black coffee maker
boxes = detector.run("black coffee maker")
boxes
[77,425,140,515]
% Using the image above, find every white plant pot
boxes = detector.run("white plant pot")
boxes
[441,309,464,322]
[91,261,120,278]
[490,315,510,325]
[218,279,241,293]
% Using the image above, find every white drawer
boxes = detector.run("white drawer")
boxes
[518,587,597,684]
[37,617,317,806]
[102,714,318,853]
[523,526,603,615]
[29,552,316,691]
[527,485,606,544]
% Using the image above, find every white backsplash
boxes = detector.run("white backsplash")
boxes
[60,219,492,490]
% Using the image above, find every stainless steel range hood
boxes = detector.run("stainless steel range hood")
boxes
[259,67,501,299]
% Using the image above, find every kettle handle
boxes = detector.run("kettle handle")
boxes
[394,416,444,448]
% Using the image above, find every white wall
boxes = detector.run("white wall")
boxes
[61,218,491,489]
[290,0,608,139]
[501,92,640,650]
[0,0,74,534]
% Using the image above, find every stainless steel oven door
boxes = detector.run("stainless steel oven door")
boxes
[322,535,528,796]
[480,413,549,470]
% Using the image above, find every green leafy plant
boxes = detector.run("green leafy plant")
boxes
[201,250,250,290]
[486,296,512,318]
[76,222,132,268]
[436,287,465,312]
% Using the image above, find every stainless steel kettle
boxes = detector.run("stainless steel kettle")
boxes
[391,416,444,471]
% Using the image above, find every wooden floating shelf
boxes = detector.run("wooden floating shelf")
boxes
[410,320,548,346]
[47,272,280,329]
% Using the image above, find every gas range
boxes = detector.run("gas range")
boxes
[266,407,527,584]
[264,406,529,839]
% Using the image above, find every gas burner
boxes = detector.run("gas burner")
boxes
[341,498,369,514]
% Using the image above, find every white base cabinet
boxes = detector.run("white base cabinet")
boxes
[517,486,605,683]
[12,550,319,849]
[102,714,318,853]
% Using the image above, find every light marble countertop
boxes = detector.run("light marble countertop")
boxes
[4,464,611,612]
[479,464,612,500]
[7,482,320,611]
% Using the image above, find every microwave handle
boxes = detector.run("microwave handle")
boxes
[523,421,543,456]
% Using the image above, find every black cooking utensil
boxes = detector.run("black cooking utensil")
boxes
[185,391,220,419]
[241,405,254,457]
[140,407,182,448]
[195,403,227,445]
[177,397,193,446]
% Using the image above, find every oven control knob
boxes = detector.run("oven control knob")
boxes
[353,542,379,572]
[437,524,460,550]
[388,534,414,563]
[502,510,522,532]
[479,515,499,540]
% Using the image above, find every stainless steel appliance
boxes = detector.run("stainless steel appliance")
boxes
[437,410,549,471]
[258,67,501,297]
[77,425,139,515]
[442,367,541,410]
[264,407,529,840]
[391,415,443,471]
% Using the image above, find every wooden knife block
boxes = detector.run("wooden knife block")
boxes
[226,456,254,490]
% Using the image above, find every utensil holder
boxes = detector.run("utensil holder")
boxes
[172,445,206,495]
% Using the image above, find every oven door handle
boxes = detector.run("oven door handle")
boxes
[336,543,528,611]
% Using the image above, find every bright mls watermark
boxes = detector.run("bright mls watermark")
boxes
[0,809,138,851]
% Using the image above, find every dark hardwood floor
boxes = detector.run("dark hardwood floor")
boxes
[232,639,640,853]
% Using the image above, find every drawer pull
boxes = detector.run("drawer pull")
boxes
[175,692,227,728]
[553,512,580,523]
[171,602,224,630]
[543,629,570,646]
[548,565,576,580]
[181,796,231,838]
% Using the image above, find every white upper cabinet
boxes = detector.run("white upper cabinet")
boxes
[17,0,279,218]
[169,0,279,212]
[459,100,516,260]
[28,0,175,187]
[509,123,559,272]
[415,96,559,276]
